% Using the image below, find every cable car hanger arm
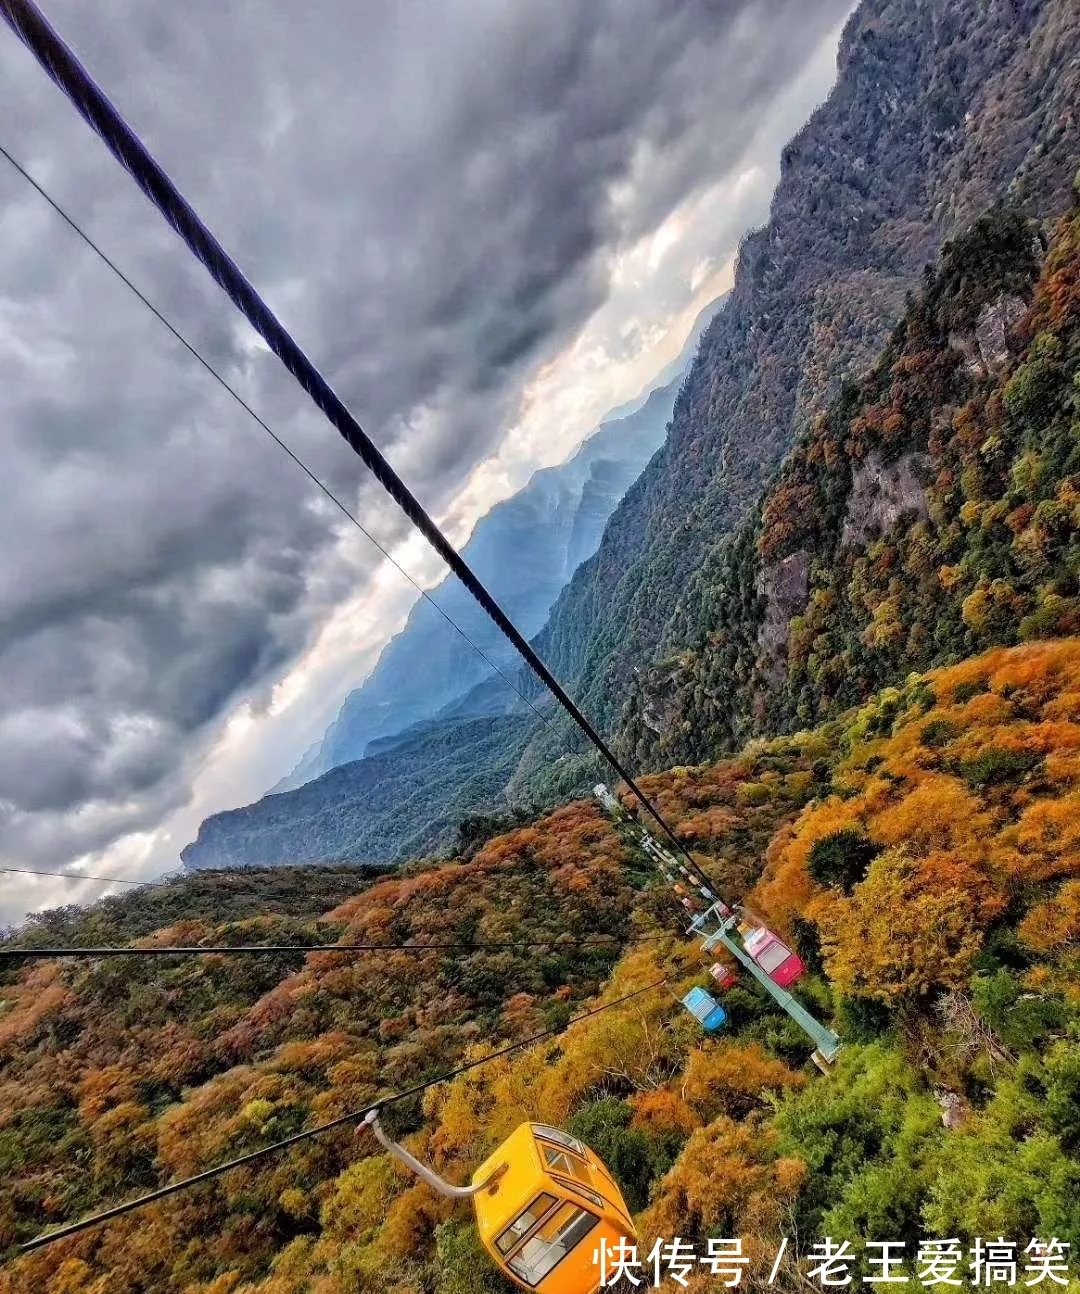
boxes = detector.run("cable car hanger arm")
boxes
[360,1109,506,1197]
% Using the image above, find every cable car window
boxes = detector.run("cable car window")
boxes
[508,1201,599,1286]
[531,1125,587,1157]
[496,1193,557,1255]
[539,1141,589,1181]
[551,1174,606,1210]
[757,942,791,974]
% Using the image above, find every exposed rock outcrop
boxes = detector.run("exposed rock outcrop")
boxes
[972,294,1027,371]
[636,656,694,739]
[950,294,1028,374]
[756,548,810,683]
[841,451,931,550]
[934,1087,968,1130]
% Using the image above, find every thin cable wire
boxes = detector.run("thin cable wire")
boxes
[0,128,713,910]
[0,865,147,886]
[1,936,628,959]
[0,71,705,1257]
[0,140,554,737]
[0,0,710,885]
[0,149,714,913]
[0,137,714,900]
[19,976,667,1253]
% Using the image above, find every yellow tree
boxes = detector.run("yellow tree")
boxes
[809,847,1002,1001]
[1019,879,1080,955]
[642,1117,806,1287]
[681,1043,805,1122]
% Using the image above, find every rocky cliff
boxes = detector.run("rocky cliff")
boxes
[620,198,1080,766]
[526,0,1080,756]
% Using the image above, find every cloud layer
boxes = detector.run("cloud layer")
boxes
[0,0,853,915]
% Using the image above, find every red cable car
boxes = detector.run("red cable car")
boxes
[708,962,738,991]
[742,926,805,988]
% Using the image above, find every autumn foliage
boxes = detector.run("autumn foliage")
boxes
[750,640,1080,1004]
[1,638,1078,1294]
[5,189,1080,1292]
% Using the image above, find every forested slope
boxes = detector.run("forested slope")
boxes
[182,715,534,870]
[530,0,1080,745]
[620,196,1080,768]
[3,639,1079,1292]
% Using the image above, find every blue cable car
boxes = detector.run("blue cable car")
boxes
[681,986,727,1032]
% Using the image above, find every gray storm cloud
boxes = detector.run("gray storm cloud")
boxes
[0,0,853,873]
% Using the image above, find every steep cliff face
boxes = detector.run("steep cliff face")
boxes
[755,450,933,689]
[620,198,1080,767]
[840,450,932,550]
[757,549,811,685]
[530,0,1080,746]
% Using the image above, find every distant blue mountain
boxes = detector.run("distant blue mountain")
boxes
[183,712,534,870]
[274,296,723,791]
[184,298,723,872]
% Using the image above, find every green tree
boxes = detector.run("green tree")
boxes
[567,1098,654,1212]
[807,829,879,892]
[435,1220,517,1294]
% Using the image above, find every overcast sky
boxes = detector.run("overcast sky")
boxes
[0,0,855,926]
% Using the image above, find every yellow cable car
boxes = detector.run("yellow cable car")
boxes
[362,1112,636,1294]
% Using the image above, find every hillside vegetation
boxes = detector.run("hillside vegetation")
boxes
[182,715,535,870]
[2,640,1079,1293]
[526,0,1080,753]
[621,197,1080,768]
[4,6,1080,1291]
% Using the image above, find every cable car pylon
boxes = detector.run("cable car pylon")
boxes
[593,785,842,1069]
[691,904,841,1067]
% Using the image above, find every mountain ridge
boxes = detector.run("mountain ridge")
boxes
[184,0,1080,874]
[270,295,722,794]
[525,0,1080,746]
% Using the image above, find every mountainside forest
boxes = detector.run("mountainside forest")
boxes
[4,632,1079,1292]
[619,199,1080,767]
[4,192,1080,1292]
[533,0,1080,734]
[185,0,1080,873]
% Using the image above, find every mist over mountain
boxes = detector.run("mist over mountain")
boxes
[273,298,721,792]
[184,0,1080,875]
